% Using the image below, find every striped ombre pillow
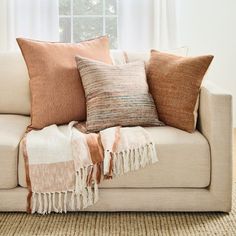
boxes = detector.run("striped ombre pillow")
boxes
[75,56,163,132]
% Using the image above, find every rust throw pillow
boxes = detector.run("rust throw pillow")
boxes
[147,50,213,133]
[17,36,112,129]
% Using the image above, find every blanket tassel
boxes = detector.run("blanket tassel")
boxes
[112,142,157,177]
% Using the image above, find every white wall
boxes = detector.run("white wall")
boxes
[176,0,236,127]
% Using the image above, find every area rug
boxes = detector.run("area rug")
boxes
[0,185,235,236]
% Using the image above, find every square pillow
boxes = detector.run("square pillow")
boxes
[147,50,214,133]
[75,56,163,132]
[17,36,113,130]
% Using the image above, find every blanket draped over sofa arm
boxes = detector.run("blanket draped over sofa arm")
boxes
[198,81,233,211]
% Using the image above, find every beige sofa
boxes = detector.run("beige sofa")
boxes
[0,51,233,212]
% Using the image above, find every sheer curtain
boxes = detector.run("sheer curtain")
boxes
[118,0,177,50]
[7,0,59,50]
[153,0,177,49]
[4,0,177,51]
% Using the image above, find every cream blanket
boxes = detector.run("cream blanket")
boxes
[23,122,158,214]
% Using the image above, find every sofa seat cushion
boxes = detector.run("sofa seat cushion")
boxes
[18,126,210,188]
[0,115,30,189]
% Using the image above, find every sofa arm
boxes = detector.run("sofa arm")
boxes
[198,81,233,210]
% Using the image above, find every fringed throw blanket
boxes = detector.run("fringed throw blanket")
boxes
[22,121,158,214]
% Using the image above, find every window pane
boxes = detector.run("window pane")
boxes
[105,0,117,15]
[59,17,71,42]
[59,0,71,15]
[105,17,117,49]
[74,0,102,15]
[73,17,103,43]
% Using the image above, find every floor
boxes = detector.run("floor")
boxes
[1,187,236,235]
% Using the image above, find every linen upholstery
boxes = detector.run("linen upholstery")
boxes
[75,56,162,132]
[110,50,127,65]
[0,186,230,212]
[17,37,113,129]
[18,126,210,188]
[147,50,214,132]
[198,80,233,212]
[0,52,30,115]
[0,115,30,189]
[124,47,188,63]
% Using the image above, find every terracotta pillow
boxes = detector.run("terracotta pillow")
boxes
[75,56,163,132]
[17,36,112,129]
[147,50,214,133]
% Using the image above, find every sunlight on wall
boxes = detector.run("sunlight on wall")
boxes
[176,0,236,127]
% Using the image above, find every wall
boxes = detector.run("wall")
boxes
[176,0,236,127]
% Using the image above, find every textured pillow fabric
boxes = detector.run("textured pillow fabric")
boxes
[147,50,214,133]
[17,36,113,130]
[75,56,162,132]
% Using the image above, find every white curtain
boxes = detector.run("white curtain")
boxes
[4,0,177,51]
[118,0,177,50]
[7,0,59,50]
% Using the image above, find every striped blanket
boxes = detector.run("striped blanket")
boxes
[23,121,158,214]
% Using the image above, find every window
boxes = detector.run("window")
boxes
[59,0,118,49]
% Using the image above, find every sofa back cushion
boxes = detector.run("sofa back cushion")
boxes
[0,52,30,115]
[124,47,188,63]
[0,48,187,117]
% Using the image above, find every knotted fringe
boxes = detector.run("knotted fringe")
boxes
[31,142,157,214]
[109,142,157,177]
[31,167,98,214]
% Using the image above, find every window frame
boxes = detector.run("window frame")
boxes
[59,0,119,48]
